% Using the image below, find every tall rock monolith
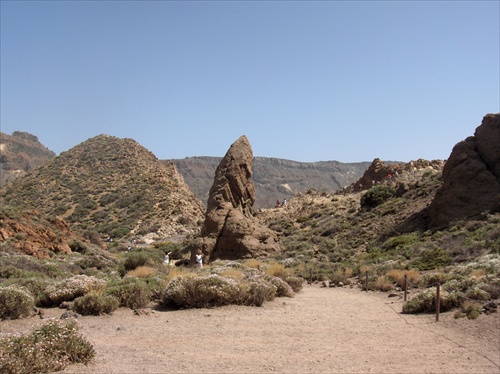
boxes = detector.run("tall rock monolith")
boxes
[192,136,281,262]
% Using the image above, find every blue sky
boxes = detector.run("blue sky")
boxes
[1,1,499,162]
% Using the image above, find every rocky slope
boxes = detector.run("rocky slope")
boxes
[170,157,371,209]
[0,131,56,187]
[0,206,76,259]
[0,135,205,241]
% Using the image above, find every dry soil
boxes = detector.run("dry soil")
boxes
[2,285,499,373]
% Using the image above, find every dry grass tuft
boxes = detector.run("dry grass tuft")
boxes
[386,269,420,288]
[127,266,156,278]
[244,259,264,269]
[264,263,291,279]
[374,276,393,292]
[219,268,246,281]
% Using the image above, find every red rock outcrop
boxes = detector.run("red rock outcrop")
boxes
[0,209,75,258]
[428,113,500,228]
[193,136,281,261]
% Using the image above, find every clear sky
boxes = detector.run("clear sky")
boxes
[1,1,499,162]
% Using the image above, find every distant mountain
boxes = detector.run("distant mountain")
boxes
[0,135,205,240]
[0,131,56,186]
[169,157,372,209]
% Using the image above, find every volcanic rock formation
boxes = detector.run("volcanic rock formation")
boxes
[0,209,75,258]
[428,113,500,228]
[193,136,281,262]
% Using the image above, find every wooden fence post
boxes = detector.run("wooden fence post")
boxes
[436,283,441,322]
[404,274,408,301]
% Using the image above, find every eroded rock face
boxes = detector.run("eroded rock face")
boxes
[194,136,281,261]
[428,113,500,228]
[0,210,75,258]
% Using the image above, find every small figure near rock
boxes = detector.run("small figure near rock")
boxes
[164,252,170,265]
[195,250,204,270]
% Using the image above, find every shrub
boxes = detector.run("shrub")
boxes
[402,289,460,314]
[44,275,106,306]
[383,233,419,251]
[263,275,295,298]
[69,240,87,254]
[361,186,396,208]
[238,278,277,307]
[411,247,452,270]
[0,319,95,373]
[284,276,304,293]
[73,292,119,315]
[0,265,23,279]
[119,251,160,275]
[106,279,152,309]
[479,283,500,299]
[417,272,449,288]
[0,286,35,320]
[466,287,490,301]
[162,274,241,309]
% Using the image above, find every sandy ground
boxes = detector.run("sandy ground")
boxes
[1,285,499,374]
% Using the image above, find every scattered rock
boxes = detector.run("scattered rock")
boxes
[60,311,81,319]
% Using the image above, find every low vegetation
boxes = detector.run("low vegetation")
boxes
[0,320,95,374]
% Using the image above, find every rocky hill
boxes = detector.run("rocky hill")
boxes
[0,131,56,187]
[170,157,371,209]
[0,135,205,242]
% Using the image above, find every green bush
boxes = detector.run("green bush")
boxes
[106,278,152,309]
[0,320,95,373]
[466,287,490,301]
[417,272,449,288]
[0,286,35,320]
[119,251,150,275]
[402,289,460,314]
[73,292,119,315]
[411,247,452,270]
[361,186,396,208]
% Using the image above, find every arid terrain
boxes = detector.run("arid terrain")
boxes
[2,285,498,374]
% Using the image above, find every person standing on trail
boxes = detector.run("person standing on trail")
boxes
[195,250,204,270]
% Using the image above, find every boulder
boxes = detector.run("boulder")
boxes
[193,136,281,261]
[428,113,500,228]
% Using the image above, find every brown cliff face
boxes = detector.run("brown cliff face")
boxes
[428,113,500,228]
[195,136,281,261]
[0,208,75,258]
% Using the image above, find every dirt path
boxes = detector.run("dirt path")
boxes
[3,286,499,373]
